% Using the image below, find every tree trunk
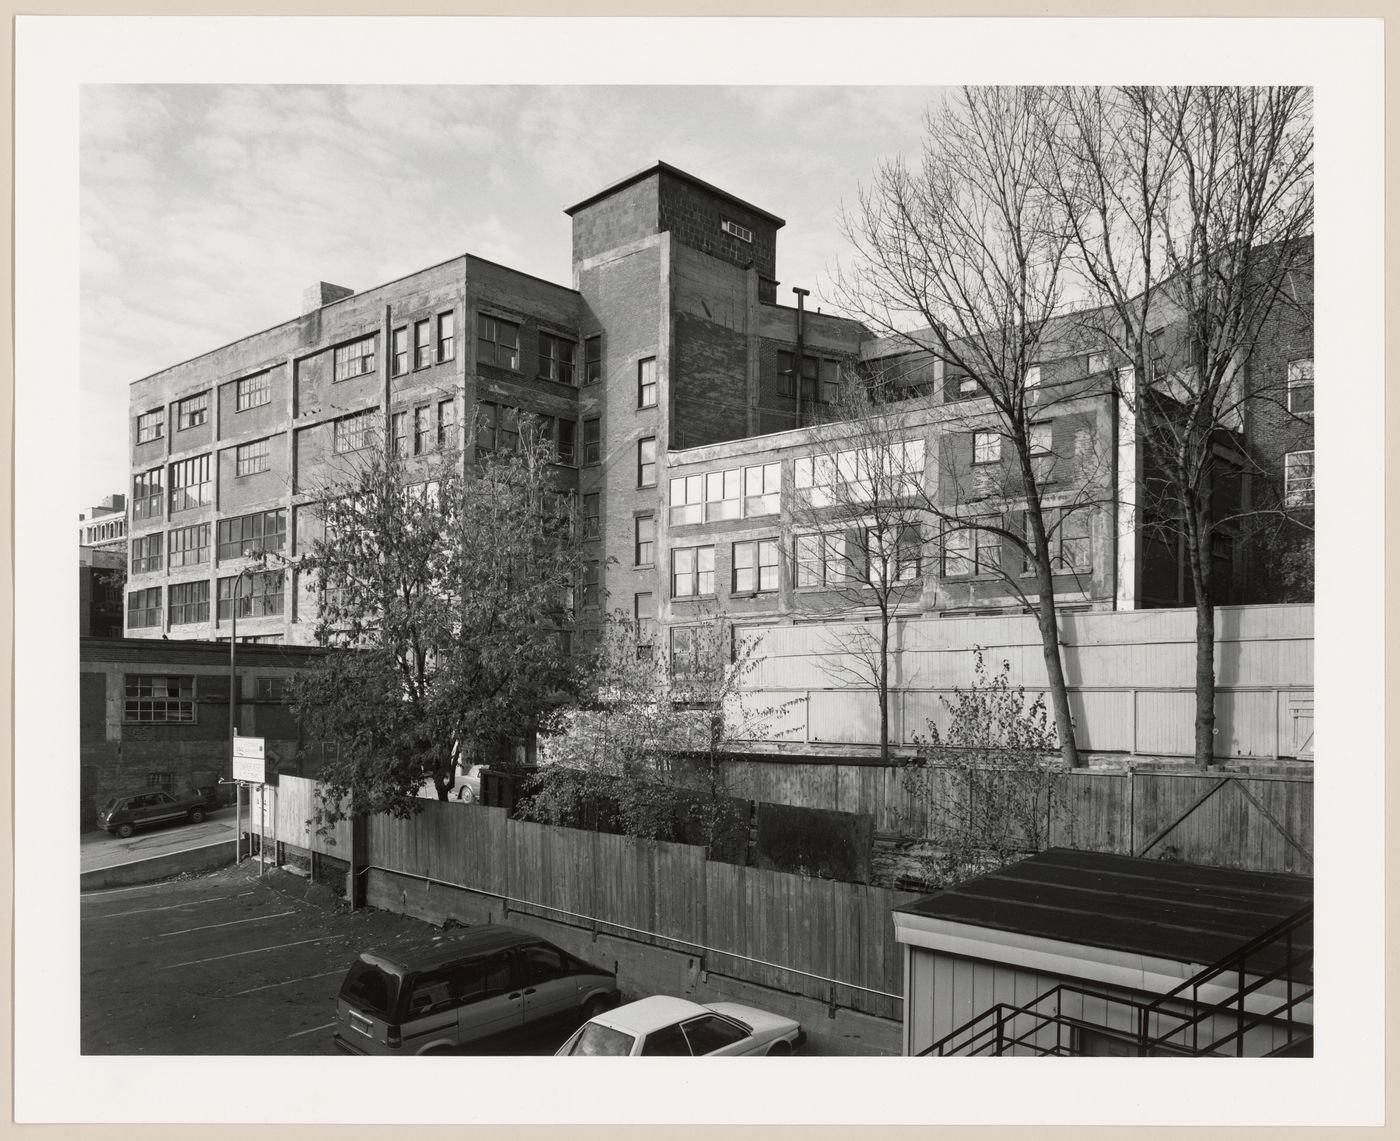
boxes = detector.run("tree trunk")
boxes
[879,608,891,763]
[1024,500,1082,768]
[1186,507,1217,768]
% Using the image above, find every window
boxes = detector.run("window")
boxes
[168,580,209,625]
[391,328,409,377]
[1148,328,1167,380]
[669,626,714,679]
[583,418,601,465]
[1023,365,1042,389]
[217,569,285,620]
[391,410,408,457]
[1054,508,1091,570]
[584,336,601,385]
[124,675,194,722]
[131,533,163,575]
[634,593,655,660]
[333,336,377,381]
[257,676,289,700]
[437,311,455,362]
[671,546,715,598]
[1029,421,1053,457]
[553,419,576,464]
[634,514,654,565]
[702,470,742,522]
[582,561,600,609]
[796,442,923,508]
[638,437,656,487]
[146,772,175,792]
[776,350,795,398]
[169,455,212,514]
[638,357,657,408]
[582,493,600,540]
[1288,359,1314,416]
[414,405,433,455]
[175,392,209,431]
[721,218,753,243]
[538,332,576,385]
[168,523,209,568]
[743,463,781,516]
[821,358,841,404]
[437,400,457,450]
[943,522,1000,577]
[973,430,1001,464]
[670,462,779,525]
[958,373,978,397]
[136,409,164,444]
[235,438,271,477]
[217,509,286,562]
[477,314,520,370]
[127,587,162,628]
[1285,450,1315,507]
[414,320,432,369]
[732,539,779,593]
[865,524,922,585]
[334,410,374,453]
[236,372,272,411]
[681,1014,749,1055]
[1087,350,1110,374]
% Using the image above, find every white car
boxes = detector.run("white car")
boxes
[555,995,805,1057]
[416,763,484,804]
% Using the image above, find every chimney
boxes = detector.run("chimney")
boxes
[303,281,355,314]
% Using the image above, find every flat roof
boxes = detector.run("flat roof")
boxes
[895,848,1312,975]
[564,160,786,227]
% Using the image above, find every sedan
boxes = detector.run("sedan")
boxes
[555,994,805,1056]
[97,787,213,839]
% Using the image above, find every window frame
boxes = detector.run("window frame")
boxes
[168,455,212,514]
[168,579,210,625]
[235,372,272,411]
[671,545,715,599]
[973,430,1002,465]
[634,514,654,566]
[477,313,521,371]
[175,392,209,431]
[637,437,657,488]
[582,493,601,541]
[217,568,286,621]
[638,357,657,408]
[414,319,432,370]
[583,418,601,465]
[1284,450,1315,507]
[126,586,163,629]
[732,538,780,594]
[391,327,409,377]
[333,410,374,454]
[123,674,194,723]
[583,335,602,386]
[167,522,209,569]
[136,408,165,444]
[1028,421,1054,458]
[1287,358,1314,417]
[235,437,272,477]
[332,335,378,382]
[437,311,456,363]
[216,509,287,563]
[131,533,163,576]
[538,331,577,386]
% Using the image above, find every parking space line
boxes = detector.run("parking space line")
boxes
[230,969,343,997]
[287,1022,336,1039]
[82,882,184,900]
[157,910,295,938]
[162,935,346,970]
[89,897,232,920]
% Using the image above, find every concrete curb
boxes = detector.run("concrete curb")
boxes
[80,840,237,891]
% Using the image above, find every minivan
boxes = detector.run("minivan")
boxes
[332,925,619,1055]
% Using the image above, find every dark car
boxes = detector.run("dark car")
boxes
[333,924,619,1055]
[96,787,213,839]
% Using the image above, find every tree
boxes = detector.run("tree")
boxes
[1044,85,1314,765]
[833,86,1093,768]
[292,425,585,824]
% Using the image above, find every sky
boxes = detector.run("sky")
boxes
[79,84,947,512]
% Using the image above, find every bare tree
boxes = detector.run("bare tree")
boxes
[833,87,1092,768]
[1044,85,1314,765]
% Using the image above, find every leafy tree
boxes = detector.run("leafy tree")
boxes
[292,428,585,825]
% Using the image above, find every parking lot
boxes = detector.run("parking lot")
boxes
[80,864,571,1055]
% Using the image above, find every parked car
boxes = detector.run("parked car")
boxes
[96,787,214,839]
[333,924,618,1056]
[555,994,806,1057]
[415,763,484,804]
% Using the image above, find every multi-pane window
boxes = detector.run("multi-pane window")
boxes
[1029,421,1053,457]
[414,406,433,455]
[391,410,408,457]
[671,546,715,598]
[333,336,377,381]
[943,522,1000,577]
[721,218,753,243]
[216,509,286,562]
[477,314,520,370]
[176,392,209,431]
[821,358,841,404]
[1087,350,1110,374]
[583,418,601,465]
[634,514,654,565]
[133,469,164,523]
[414,320,432,369]
[582,561,601,609]
[437,400,457,450]
[582,493,601,540]
[1285,451,1315,507]
[634,593,655,660]
[124,675,194,722]
[168,580,210,625]
[127,587,162,628]
[235,438,271,477]
[392,328,409,377]
[669,462,780,526]
[794,532,857,588]
[796,442,924,507]
[538,332,576,385]
[257,676,289,700]
[1148,328,1167,379]
[437,312,455,362]
[333,410,374,453]
[168,522,209,569]
[776,351,841,403]
[973,430,1001,464]
[169,455,212,514]
[732,539,780,593]
[1024,365,1042,389]
[1288,359,1314,416]
[551,419,576,464]
[136,409,164,444]
[131,533,163,575]
[743,463,781,516]
[217,569,285,620]
[1053,508,1091,570]
[638,357,657,408]
[865,524,922,585]
[584,336,601,385]
[476,403,521,453]
[146,771,175,791]
[669,626,716,680]
[638,437,657,487]
[236,372,272,411]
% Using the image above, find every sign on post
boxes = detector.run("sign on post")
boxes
[232,735,267,784]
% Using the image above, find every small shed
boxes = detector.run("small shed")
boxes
[892,848,1312,1057]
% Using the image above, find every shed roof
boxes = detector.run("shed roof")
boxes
[895,849,1312,974]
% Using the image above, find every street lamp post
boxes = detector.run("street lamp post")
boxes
[228,560,257,867]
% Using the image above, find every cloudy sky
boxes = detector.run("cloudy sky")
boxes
[79,84,945,511]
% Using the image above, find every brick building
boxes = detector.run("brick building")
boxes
[122,162,1313,659]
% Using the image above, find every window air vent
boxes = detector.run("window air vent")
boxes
[721,219,754,243]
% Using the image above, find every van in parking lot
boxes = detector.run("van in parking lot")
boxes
[332,924,619,1055]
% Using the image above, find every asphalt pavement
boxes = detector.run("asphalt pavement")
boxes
[81,809,240,874]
